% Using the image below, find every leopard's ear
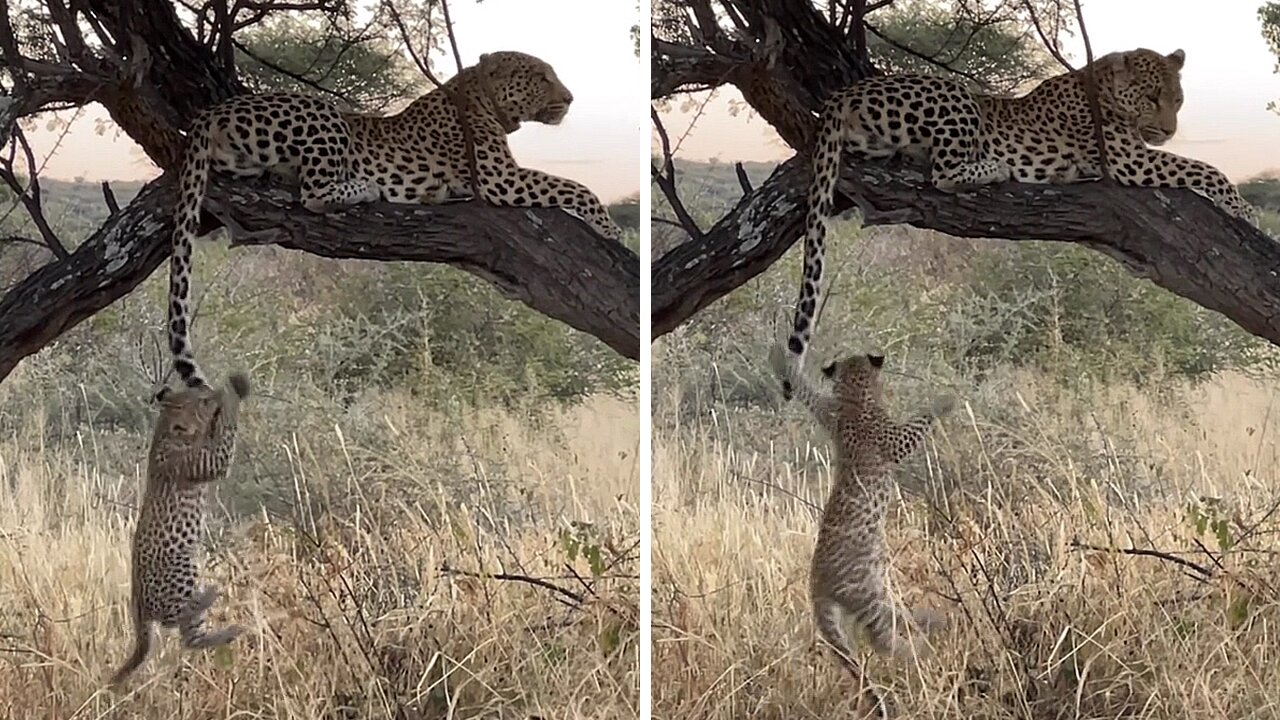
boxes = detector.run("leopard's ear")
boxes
[821,362,836,378]
[866,354,885,369]
[1166,49,1185,69]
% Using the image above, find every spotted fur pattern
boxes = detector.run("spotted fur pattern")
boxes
[783,48,1259,398]
[167,51,623,389]
[110,373,250,687]
[772,347,953,717]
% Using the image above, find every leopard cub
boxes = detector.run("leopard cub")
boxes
[110,372,250,687]
[772,346,953,716]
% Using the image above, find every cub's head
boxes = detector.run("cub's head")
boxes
[820,353,885,404]
[1096,48,1185,145]
[152,372,250,449]
[475,51,574,130]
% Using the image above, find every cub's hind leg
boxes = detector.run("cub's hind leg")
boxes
[828,579,942,663]
[174,583,246,650]
[813,595,891,719]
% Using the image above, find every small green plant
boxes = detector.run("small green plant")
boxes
[560,520,606,578]
[1184,496,1235,552]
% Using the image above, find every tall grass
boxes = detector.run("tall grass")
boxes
[653,358,1280,719]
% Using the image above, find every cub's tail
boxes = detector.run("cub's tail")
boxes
[109,593,154,688]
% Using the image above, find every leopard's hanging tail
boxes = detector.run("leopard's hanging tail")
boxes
[784,101,846,399]
[166,113,215,394]
[109,584,154,688]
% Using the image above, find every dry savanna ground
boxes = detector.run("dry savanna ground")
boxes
[0,363,639,720]
[653,367,1280,719]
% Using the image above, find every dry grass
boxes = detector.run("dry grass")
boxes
[0,372,639,719]
[653,369,1280,719]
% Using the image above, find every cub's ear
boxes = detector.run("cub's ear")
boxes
[867,354,885,368]
[1167,48,1185,69]
[821,362,836,378]
[479,53,491,63]
[153,386,172,404]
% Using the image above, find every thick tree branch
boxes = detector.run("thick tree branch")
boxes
[652,157,1280,348]
[0,175,640,383]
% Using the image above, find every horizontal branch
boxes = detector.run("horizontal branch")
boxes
[652,156,1280,348]
[0,176,639,383]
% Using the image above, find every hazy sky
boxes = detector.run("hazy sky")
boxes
[660,0,1280,183]
[25,0,642,202]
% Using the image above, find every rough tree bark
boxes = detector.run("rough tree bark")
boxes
[652,0,1279,347]
[0,0,639,385]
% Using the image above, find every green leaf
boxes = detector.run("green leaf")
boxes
[585,544,605,577]
[599,624,621,656]
[1228,595,1252,628]
[541,643,568,666]
[1214,519,1234,551]
[212,643,234,669]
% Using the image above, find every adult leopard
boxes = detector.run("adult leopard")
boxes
[782,48,1259,398]
[167,51,622,389]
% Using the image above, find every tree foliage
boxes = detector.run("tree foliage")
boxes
[1262,1,1280,113]
[866,0,1064,92]
[235,11,428,111]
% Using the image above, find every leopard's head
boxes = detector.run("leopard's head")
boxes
[821,352,885,406]
[150,372,249,467]
[1097,47,1185,145]
[475,51,574,131]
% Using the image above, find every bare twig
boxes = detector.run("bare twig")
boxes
[381,0,479,203]
[214,0,235,74]
[101,180,120,215]
[650,107,703,239]
[438,0,464,74]
[1068,541,1213,581]
[734,161,752,194]
[1024,0,1072,70]
[1071,0,1109,181]
[440,563,587,607]
[380,0,433,81]
[0,128,69,259]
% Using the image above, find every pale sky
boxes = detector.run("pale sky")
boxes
[25,0,642,202]
[660,0,1280,183]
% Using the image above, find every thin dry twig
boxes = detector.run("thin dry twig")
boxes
[1068,541,1213,581]
[440,563,587,607]
[1071,0,1109,181]
[438,0,464,74]
[0,127,69,259]
[650,107,703,239]
[101,180,120,215]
